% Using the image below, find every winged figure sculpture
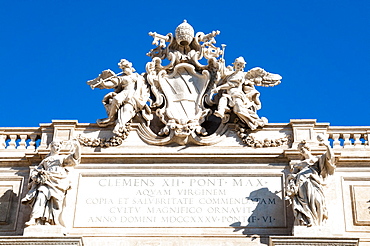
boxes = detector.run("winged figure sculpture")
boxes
[212,57,281,130]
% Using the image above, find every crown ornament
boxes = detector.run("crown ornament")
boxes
[175,20,194,46]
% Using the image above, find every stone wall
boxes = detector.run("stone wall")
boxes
[0,120,369,245]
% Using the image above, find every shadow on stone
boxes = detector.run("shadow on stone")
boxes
[0,189,17,225]
[229,187,285,245]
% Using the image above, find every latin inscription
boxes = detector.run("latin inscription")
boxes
[74,176,284,228]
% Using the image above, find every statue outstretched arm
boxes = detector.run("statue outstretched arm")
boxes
[98,77,120,89]
[87,69,121,90]
[72,140,81,162]
[318,135,336,178]
[63,140,81,167]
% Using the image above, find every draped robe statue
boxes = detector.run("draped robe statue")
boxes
[22,140,80,226]
[286,140,336,227]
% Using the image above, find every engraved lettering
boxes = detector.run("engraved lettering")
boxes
[190,178,224,186]
[136,189,171,196]
[109,207,140,213]
[99,178,154,187]
[75,176,284,228]
[232,178,264,187]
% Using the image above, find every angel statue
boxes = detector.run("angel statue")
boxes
[87,59,150,136]
[285,136,336,227]
[211,56,281,130]
[22,140,81,226]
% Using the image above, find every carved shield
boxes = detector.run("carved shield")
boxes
[158,63,210,124]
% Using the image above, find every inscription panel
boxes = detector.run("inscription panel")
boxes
[74,174,285,228]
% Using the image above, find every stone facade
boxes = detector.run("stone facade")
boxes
[0,22,369,245]
[0,119,369,245]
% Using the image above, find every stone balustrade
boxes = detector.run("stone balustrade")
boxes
[0,120,369,151]
[0,127,42,150]
[327,126,370,148]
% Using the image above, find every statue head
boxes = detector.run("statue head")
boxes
[175,20,194,46]
[118,59,135,74]
[232,57,246,71]
[49,140,62,154]
[298,140,311,158]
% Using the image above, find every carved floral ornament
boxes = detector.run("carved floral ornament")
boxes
[80,21,284,147]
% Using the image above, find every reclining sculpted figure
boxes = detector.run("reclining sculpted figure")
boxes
[211,56,281,130]
[87,59,150,136]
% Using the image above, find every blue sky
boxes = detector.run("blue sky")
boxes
[0,1,369,127]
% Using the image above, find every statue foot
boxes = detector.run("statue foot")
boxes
[97,118,115,127]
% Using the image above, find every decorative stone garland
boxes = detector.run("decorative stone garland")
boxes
[77,124,130,147]
[236,124,292,148]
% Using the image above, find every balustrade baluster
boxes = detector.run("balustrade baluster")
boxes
[0,134,6,149]
[342,133,352,148]
[332,133,341,148]
[18,135,27,149]
[27,134,37,150]
[353,133,362,147]
[8,135,17,149]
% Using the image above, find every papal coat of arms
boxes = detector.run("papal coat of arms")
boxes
[81,21,282,146]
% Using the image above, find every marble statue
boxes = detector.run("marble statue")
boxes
[211,57,281,129]
[286,137,336,227]
[87,59,150,137]
[83,21,282,146]
[22,140,81,226]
